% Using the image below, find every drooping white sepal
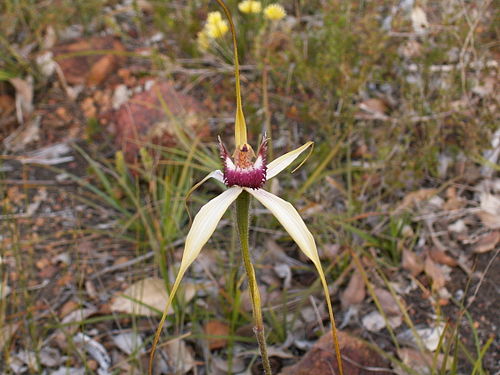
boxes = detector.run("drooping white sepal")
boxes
[244,188,320,266]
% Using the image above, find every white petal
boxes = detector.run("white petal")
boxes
[197,169,224,184]
[167,186,242,304]
[246,188,343,368]
[150,187,242,368]
[266,142,313,180]
[245,188,319,265]
[183,187,242,270]
[186,170,224,203]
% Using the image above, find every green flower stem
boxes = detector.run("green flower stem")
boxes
[236,191,272,375]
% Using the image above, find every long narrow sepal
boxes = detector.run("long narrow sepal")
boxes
[245,188,344,375]
[184,186,242,266]
[186,170,224,201]
[149,187,242,374]
[185,170,225,223]
[266,141,313,180]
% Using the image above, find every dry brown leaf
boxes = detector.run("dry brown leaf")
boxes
[3,115,40,152]
[211,355,246,374]
[278,331,392,375]
[477,211,500,229]
[374,288,402,316]
[397,347,433,374]
[402,249,424,276]
[340,269,365,309]
[110,277,194,316]
[397,347,452,375]
[362,311,389,332]
[112,332,145,355]
[9,76,34,123]
[443,187,466,210]
[73,333,111,372]
[39,347,61,367]
[395,189,438,213]
[87,55,119,86]
[165,339,195,374]
[397,325,445,352]
[424,257,446,289]
[61,307,97,328]
[59,300,80,318]
[474,231,500,253]
[429,248,458,267]
[54,307,97,349]
[53,36,125,85]
[359,98,389,118]
[477,193,500,229]
[204,320,230,350]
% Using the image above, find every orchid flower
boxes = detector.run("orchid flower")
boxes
[149,2,343,374]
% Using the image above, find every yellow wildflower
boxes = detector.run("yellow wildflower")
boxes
[238,0,262,14]
[264,4,286,21]
[204,11,229,39]
[205,20,229,38]
[196,30,210,52]
[207,11,223,25]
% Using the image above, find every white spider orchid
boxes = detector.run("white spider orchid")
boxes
[149,136,341,370]
[150,1,343,374]
[149,129,343,374]
[176,136,318,299]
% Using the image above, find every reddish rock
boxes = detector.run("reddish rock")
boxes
[102,81,210,162]
[279,331,392,375]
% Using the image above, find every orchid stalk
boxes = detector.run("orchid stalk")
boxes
[149,1,343,374]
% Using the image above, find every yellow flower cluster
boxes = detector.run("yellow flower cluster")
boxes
[196,30,210,51]
[197,11,229,52]
[238,0,262,14]
[197,3,287,52]
[263,4,286,21]
[205,11,229,38]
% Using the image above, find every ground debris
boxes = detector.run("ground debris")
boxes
[473,231,499,253]
[279,331,392,375]
[52,36,125,86]
[110,277,174,316]
[340,269,365,310]
[204,320,230,350]
[101,80,210,162]
[74,333,111,375]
